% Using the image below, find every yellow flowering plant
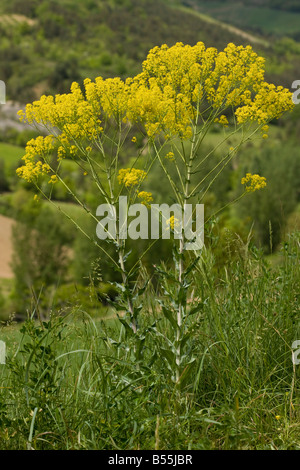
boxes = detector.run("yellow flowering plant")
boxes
[16,42,294,383]
[17,78,155,335]
[125,42,293,382]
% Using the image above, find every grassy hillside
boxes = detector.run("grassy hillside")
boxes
[0,0,299,102]
[0,143,24,164]
[0,234,299,449]
[0,0,243,102]
[186,0,300,37]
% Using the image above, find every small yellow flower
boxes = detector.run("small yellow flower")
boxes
[137,191,153,207]
[166,215,180,230]
[275,415,281,421]
[165,151,175,161]
[70,145,77,156]
[33,194,39,202]
[118,168,147,188]
[131,136,137,143]
[57,146,66,161]
[215,115,229,127]
[241,173,267,192]
[48,175,58,184]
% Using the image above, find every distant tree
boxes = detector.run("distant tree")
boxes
[236,141,300,251]
[49,58,81,94]
[0,160,9,191]
[11,195,71,317]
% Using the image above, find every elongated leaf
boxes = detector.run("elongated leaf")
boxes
[184,256,200,278]
[188,303,204,316]
[161,305,178,331]
[118,316,134,337]
[159,347,176,368]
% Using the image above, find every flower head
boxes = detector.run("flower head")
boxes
[137,191,153,207]
[118,168,147,188]
[165,151,175,161]
[215,115,229,127]
[241,173,267,192]
[166,215,180,231]
[48,175,58,184]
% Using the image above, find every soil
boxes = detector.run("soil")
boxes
[0,214,14,279]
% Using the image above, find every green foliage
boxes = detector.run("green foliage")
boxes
[191,0,300,35]
[236,140,300,251]
[0,0,292,102]
[0,236,299,449]
[10,194,72,317]
[40,282,116,316]
[0,143,26,191]
[0,160,9,191]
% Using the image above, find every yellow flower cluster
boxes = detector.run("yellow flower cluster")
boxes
[166,215,180,231]
[127,42,293,138]
[48,175,58,184]
[215,115,229,127]
[165,151,175,161]
[118,168,147,188]
[18,82,102,141]
[16,136,53,182]
[235,83,293,125]
[16,41,294,183]
[84,76,131,122]
[261,124,269,139]
[241,173,267,192]
[137,191,153,207]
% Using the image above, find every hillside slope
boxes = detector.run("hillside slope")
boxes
[185,0,300,38]
[0,0,299,103]
[0,214,14,278]
[0,0,246,102]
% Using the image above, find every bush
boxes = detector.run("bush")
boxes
[10,197,71,317]
[236,139,300,251]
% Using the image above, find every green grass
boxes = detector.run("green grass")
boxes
[175,4,269,47]
[0,233,299,450]
[45,200,91,226]
[0,278,14,297]
[0,143,24,165]
[192,1,300,36]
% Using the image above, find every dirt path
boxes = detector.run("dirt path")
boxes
[176,5,269,47]
[0,214,14,279]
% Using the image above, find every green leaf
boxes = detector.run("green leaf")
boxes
[188,303,204,316]
[118,316,134,337]
[159,347,176,368]
[159,303,178,331]
[184,256,200,278]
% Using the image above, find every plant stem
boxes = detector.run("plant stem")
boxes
[117,234,136,333]
[175,121,196,382]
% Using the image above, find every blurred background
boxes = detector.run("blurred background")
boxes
[0,0,299,320]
